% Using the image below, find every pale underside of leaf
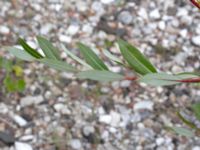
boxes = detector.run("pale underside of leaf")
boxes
[139,73,199,86]
[77,70,124,82]
[39,58,77,72]
[6,47,35,61]
[103,49,123,64]
[61,44,91,69]
[169,126,194,137]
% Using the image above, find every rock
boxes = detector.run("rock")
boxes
[134,101,154,111]
[110,111,121,127]
[13,115,28,127]
[53,103,71,115]
[59,34,72,43]
[20,135,34,141]
[0,103,9,114]
[158,21,166,30]
[101,0,114,4]
[0,131,15,146]
[70,139,82,150]
[120,80,131,88]
[15,142,33,150]
[66,25,80,36]
[76,1,87,12]
[40,23,53,35]
[193,147,200,150]
[99,115,112,124]
[82,24,93,35]
[179,29,188,39]
[156,137,164,146]
[91,1,105,15]
[0,25,10,35]
[149,9,161,19]
[138,8,148,20]
[83,126,95,136]
[20,96,44,107]
[192,36,200,46]
[118,11,133,25]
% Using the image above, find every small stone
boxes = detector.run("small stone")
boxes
[149,9,161,19]
[82,24,93,35]
[70,139,82,150]
[179,29,188,39]
[15,142,33,150]
[158,21,166,30]
[110,111,121,127]
[138,8,148,19]
[120,80,131,88]
[83,126,95,136]
[193,146,200,150]
[67,25,80,36]
[99,115,112,124]
[91,1,105,15]
[40,24,53,35]
[59,34,72,43]
[0,25,10,34]
[0,131,15,146]
[192,36,200,46]
[20,96,44,107]
[101,0,114,4]
[134,101,154,111]
[156,137,164,146]
[20,135,34,141]
[13,115,28,127]
[54,103,71,115]
[118,11,133,25]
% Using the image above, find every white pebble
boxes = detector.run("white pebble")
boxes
[59,34,72,43]
[0,25,10,34]
[67,25,79,36]
[13,115,28,127]
[149,9,160,19]
[158,21,166,30]
[15,142,33,150]
[70,139,82,150]
[101,0,114,4]
[99,115,112,124]
[134,101,154,111]
[192,36,200,46]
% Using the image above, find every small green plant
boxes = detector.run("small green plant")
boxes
[5,0,200,138]
[0,57,26,93]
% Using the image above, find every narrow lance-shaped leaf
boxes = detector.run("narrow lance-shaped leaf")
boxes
[37,36,60,60]
[18,38,44,59]
[77,70,124,82]
[39,58,77,73]
[118,39,157,75]
[177,112,197,129]
[192,103,200,121]
[61,44,91,69]
[139,72,199,86]
[168,126,195,137]
[6,47,35,61]
[77,43,108,70]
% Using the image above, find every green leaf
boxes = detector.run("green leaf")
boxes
[77,43,108,70]
[118,39,157,75]
[61,44,91,69]
[16,79,26,92]
[39,58,77,72]
[77,70,124,82]
[192,103,200,121]
[169,126,194,137]
[7,47,35,61]
[37,36,60,60]
[139,73,198,86]
[18,38,44,59]
[177,112,197,129]
[102,49,123,65]
[3,76,15,92]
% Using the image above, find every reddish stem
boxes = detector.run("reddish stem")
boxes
[177,77,200,83]
[191,0,200,9]
[124,76,137,81]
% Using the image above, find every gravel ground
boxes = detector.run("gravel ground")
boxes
[0,0,200,150]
